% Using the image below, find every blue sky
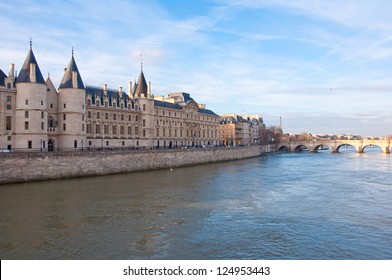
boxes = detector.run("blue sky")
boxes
[1,0,392,136]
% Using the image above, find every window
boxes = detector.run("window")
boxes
[87,124,92,133]
[97,112,100,119]
[63,114,66,121]
[143,130,146,137]
[6,116,12,130]
[25,122,29,130]
[6,104,11,110]
[143,119,146,127]
[41,100,44,106]
[113,102,116,108]
[6,96,11,102]
[105,113,109,120]
[7,136,11,141]
[143,104,146,111]
[135,116,138,122]
[82,115,84,121]
[112,126,117,134]
[104,125,109,134]
[156,128,159,137]
[28,141,32,149]
[74,140,77,148]
[128,115,131,122]
[96,124,100,133]
[120,126,124,135]
[25,99,28,105]
[63,123,66,131]
[135,127,139,135]
[82,124,84,131]
[128,126,132,135]
[41,122,44,130]
[25,111,29,118]
[87,99,91,106]
[41,112,44,119]
[113,114,116,121]
[105,101,108,108]
[121,114,124,121]
[64,103,66,109]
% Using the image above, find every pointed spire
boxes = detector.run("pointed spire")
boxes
[134,67,147,97]
[16,40,45,84]
[59,48,84,89]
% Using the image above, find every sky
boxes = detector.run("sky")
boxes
[1,0,392,137]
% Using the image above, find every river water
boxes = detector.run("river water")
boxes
[0,148,391,260]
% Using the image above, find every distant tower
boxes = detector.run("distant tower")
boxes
[134,64,154,147]
[15,41,48,151]
[57,48,86,151]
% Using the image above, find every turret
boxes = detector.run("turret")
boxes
[14,41,48,151]
[57,49,86,151]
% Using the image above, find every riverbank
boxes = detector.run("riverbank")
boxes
[0,144,274,184]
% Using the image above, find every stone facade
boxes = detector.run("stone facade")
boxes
[0,145,275,184]
[0,44,220,151]
[219,114,264,146]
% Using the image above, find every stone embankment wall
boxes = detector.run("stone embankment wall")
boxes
[0,145,274,184]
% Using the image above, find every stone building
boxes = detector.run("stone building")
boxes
[219,114,264,146]
[0,43,220,152]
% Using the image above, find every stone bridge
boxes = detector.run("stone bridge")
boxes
[277,139,391,154]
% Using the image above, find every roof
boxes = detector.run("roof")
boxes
[59,55,84,89]
[0,69,6,86]
[134,70,148,96]
[86,85,129,107]
[16,48,46,84]
[154,100,182,110]
[198,108,219,116]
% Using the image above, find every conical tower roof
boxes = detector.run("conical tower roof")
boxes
[59,51,84,89]
[16,43,45,84]
[134,66,147,97]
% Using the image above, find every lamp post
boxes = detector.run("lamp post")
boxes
[40,139,42,152]
[81,139,84,151]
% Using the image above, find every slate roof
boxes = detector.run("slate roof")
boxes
[134,70,148,96]
[86,86,129,108]
[0,69,6,86]
[198,108,219,116]
[16,49,46,84]
[154,100,182,110]
[59,55,85,89]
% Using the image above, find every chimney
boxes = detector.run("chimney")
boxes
[128,82,132,97]
[103,84,107,91]
[147,81,151,97]
[72,71,78,88]
[9,64,15,77]
[30,63,36,83]
[118,86,122,93]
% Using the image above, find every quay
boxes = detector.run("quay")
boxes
[0,145,274,185]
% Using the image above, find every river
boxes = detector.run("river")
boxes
[0,148,391,259]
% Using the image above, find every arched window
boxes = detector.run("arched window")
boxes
[74,140,78,148]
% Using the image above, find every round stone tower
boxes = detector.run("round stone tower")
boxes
[57,50,86,151]
[15,42,48,151]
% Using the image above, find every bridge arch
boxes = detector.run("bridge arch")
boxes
[293,144,309,152]
[333,144,357,153]
[278,145,290,153]
[362,144,385,153]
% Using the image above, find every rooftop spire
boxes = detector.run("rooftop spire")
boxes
[15,40,46,84]
[59,49,85,89]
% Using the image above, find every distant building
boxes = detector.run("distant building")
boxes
[219,114,265,146]
[0,43,220,151]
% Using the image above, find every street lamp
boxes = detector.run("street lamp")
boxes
[40,139,42,152]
